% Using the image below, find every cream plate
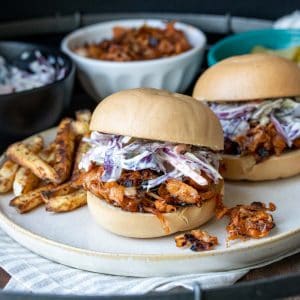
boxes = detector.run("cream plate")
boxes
[0,128,299,277]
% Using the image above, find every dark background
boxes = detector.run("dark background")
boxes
[0,0,299,22]
[0,0,299,148]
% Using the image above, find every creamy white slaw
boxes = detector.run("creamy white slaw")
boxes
[209,98,300,147]
[0,50,66,95]
[79,132,222,189]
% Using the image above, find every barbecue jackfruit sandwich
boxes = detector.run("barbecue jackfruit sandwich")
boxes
[79,88,224,238]
[193,53,300,181]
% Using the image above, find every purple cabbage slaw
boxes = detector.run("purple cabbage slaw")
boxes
[79,131,222,190]
[0,50,66,95]
[209,98,300,147]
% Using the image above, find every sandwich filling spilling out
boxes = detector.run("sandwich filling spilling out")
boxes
[79,132,223,222]
[209,97,300,162]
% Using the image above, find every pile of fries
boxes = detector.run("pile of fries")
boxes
[0,110,91,214]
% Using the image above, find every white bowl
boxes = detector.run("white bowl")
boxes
[61,19,206,100]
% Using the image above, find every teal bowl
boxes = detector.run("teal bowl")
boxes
[208,29,300,66]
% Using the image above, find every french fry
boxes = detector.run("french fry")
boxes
[26,135,44,154]
[46,189,87,212]
[72,110,91,136]
[75,110,91,123]
[39,142,56,165]
[13,167,40,196]
[53,118,76,183]
[10,183,55,213]
[0,135,44,194]
[12,135,44,196]
[7,143,60,183]
[41,181,79,203]
[0,160,19,193]
[71,121,90,136]
[71,139,90,180]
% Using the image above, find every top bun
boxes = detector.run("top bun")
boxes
[193,53,300,102]
[90,88,223,150]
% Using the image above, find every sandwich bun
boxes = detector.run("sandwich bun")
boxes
[87,191,219,238]
[192,54,300,181]
[222,149,300,181]
[192,53,300,102]
[87,88,224,237]
[90,88,223,151]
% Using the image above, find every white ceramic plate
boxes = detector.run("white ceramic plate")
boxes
[0,128,299,277]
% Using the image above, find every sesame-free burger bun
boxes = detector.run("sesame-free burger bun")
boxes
[87,191,220,238]
[90,88,223,150]
[222,149,300,181]
[192,54,300,102]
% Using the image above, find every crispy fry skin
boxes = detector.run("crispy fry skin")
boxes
[0,160,19,193]
[0,135,44,194]
[175,229,218,251]
[53,118,76,183]
[41,181,80,203]
[7,143,60,183]
[39,142,56,165]
[75,110,92,123]
[27,135,44,154]
[13,167,40,196]
[71,139,90,180]
[71,110,91,136]
[71,121,90,136]
[12,135,44,196]
[10,184,55,213]
[46,189,87,212]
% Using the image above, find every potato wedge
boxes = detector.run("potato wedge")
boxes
[11,135,44,196]
[71,139,90,180]
[75,110,91,123]
[53,118,76,183]
[39,142,56,165]
[26,135,44,154]
[71,121,90,136]
[0,135,44,194]
[13,167,40,196]
[72,110,91,136]
[41,181,79,203]
[0,160,19,193]
[10,183,55,213]
[7,143,60,183]
[46,189,87,212]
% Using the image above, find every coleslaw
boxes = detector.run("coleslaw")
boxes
[80,132,222,189]
[209,97,300,147]
[0,50,66,95]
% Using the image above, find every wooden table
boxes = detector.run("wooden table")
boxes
[1,253,300,295]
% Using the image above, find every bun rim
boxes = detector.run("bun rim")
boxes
[192,53,300,102]
[87,191,219,238]
[221,149,300,181]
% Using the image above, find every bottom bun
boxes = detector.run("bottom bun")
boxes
[222,149,300,181]
[87,191,217,238]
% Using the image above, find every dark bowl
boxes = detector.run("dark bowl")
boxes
[0,41,75,142]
